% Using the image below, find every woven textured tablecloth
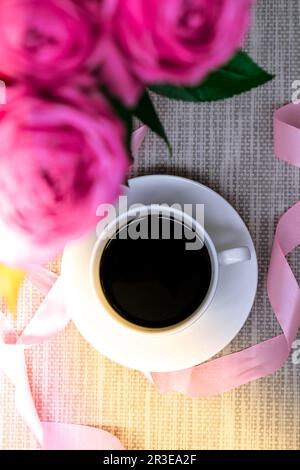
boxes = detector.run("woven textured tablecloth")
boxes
[1,1,300,450]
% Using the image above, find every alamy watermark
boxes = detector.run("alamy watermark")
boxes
[290,83,300,364]
[292,339,300,365]
[291,80,300,104]
[96,196,205,251]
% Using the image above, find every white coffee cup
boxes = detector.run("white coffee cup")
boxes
[90,204,251,337]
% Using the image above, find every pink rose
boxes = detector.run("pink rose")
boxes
[102,0,252,102]
[0,0,111,84]
[0,87,129,266]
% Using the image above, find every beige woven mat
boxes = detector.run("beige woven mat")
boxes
[1,1,300,449]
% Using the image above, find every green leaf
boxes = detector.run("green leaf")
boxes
[100,86,134,160]
[150,51,274,102]
[133,91,172,155]
[104,92,133,159]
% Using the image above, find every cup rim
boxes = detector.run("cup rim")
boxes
[89,204,219,337]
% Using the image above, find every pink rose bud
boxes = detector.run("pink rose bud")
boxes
[0,0,111,84]
[101,0,252,104]
[0,87,129,266]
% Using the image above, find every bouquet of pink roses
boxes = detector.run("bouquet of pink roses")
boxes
[0,0,272,307]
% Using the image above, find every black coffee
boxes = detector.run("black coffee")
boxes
[100,215,212,328]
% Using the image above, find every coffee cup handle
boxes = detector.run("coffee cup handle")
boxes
[217,247,251,266]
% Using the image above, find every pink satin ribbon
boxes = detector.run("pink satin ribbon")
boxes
[0,268,124,449]
[1,110,300,448]
[131,125,147,158]
[149,103,300,395]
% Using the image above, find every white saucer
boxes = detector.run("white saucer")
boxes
[61,175,258,372]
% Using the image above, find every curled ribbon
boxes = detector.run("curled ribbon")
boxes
[1,113,300,448]
[149,103,300,395]
[0,268,124,450]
